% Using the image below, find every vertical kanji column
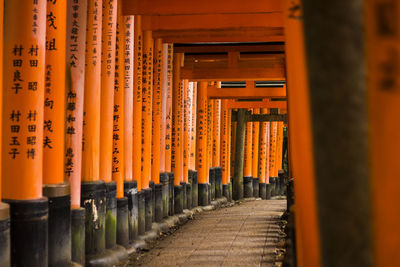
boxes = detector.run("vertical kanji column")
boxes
[43,0,71,265]
[213,99,222,199]
[133,16,145,236]
[275,121,284,196]
[81,0,114,263]
[196,82,209,205]
[251,108,260,198]
[243,110,253,198]
[258,109,269,199]
[142,30,153,231]
[172,52,184,213]
[153,38,164,222]
[221,99,230,200]
[112,2,131,256]
[2,0,47,265]
[159,43,171,217]
[207,98,215,200]
[182,79,190,209]
[0,0,9,265]
[269,121,277,197]
[164,44,174,215]
[66,0,87,264]
[121,13,138,247]
[100,0,121,254]
[189,82,198,207]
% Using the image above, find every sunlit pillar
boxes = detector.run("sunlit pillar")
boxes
[251,108,260,198]
[2,0,47,265]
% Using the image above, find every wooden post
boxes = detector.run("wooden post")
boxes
[189,82,197,170]
[233,109,246,201]
[196,82,209,205]
[123,15,134,183]
[133,16,142,190]
[65,0,87,209]
[252,108,260,197]
[183,80,190,183]
[2,0,47,265]
[141,30,153,190]
[164,44,173,172]
[212,100,221,167]
[258,109,269,199]
[243,110,253,197]
[152,38,163,185]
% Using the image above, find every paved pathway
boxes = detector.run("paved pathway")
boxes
[133,199,286,267]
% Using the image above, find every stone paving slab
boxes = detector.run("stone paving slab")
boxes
[132,199,286,267]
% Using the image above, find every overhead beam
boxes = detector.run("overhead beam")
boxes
[152,27,284,43]
[208,84,287,99]
[174,43,284,54]
[123,0,282,16]
[182,54,285,81]
[141,13,283,31]
[228,99,287,109]
[231,112,287,123]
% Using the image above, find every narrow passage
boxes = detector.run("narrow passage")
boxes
[133,199,286,266]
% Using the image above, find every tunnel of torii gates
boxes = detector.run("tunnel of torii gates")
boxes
[0,0,397,267]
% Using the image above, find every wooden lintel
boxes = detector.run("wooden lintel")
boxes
[228,99,287,109]
[208,84,287,99]
[141,13,283,31]
[123,0,282,16]
[231,112,287,123]
[174,43,285,54]
[152,27,284,43]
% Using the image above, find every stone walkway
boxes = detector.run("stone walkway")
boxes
[132,199,286,267]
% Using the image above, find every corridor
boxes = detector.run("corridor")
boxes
[132,199,286,267]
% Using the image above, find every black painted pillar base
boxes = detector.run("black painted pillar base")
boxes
[154,184,163,222]
[209,168,216,200]
[116,197,129,248]
[186,183,192,210]
[168,172,175,216]
[105,182,117,250]
[215,167,222,198]
[149,181,155,222]
[144,188,153,232]
[243,176,253,198]
[259,183,267,200]
[181,182,187,210]
[4,198,48,267]
[160,173,169,218]
[81,181,119,267]
[124,180,138,243]
[191,170,198,207]
[208,183,212,204]
[0,202,10,267]
[43,183,71,266]
[137,191,145,235]
[229,180,233,202]
[278,171,285,196]
[222,184,229,200]
[71,208,85,265]
[269,177,276,197]
[253,178,259,198]
[266,183,272,199]
[198,183,209,206]
[174,185,184,214]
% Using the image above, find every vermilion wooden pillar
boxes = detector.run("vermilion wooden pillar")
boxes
[251,108,260,197]
[142,30,153,231]
[243,110,253,197]
[164,44,173,173]
[133,16,143,191]
[2,1,47,265]
[172,52,184,213]
[43,0,72,264]
[196,82,209,205]
[283,0,320,265]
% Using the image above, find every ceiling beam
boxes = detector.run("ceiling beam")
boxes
[174,43,284,54]
[208,84,287,99]
[182,54,286,81]
[123,0,283,16]
[228,99,287,109]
